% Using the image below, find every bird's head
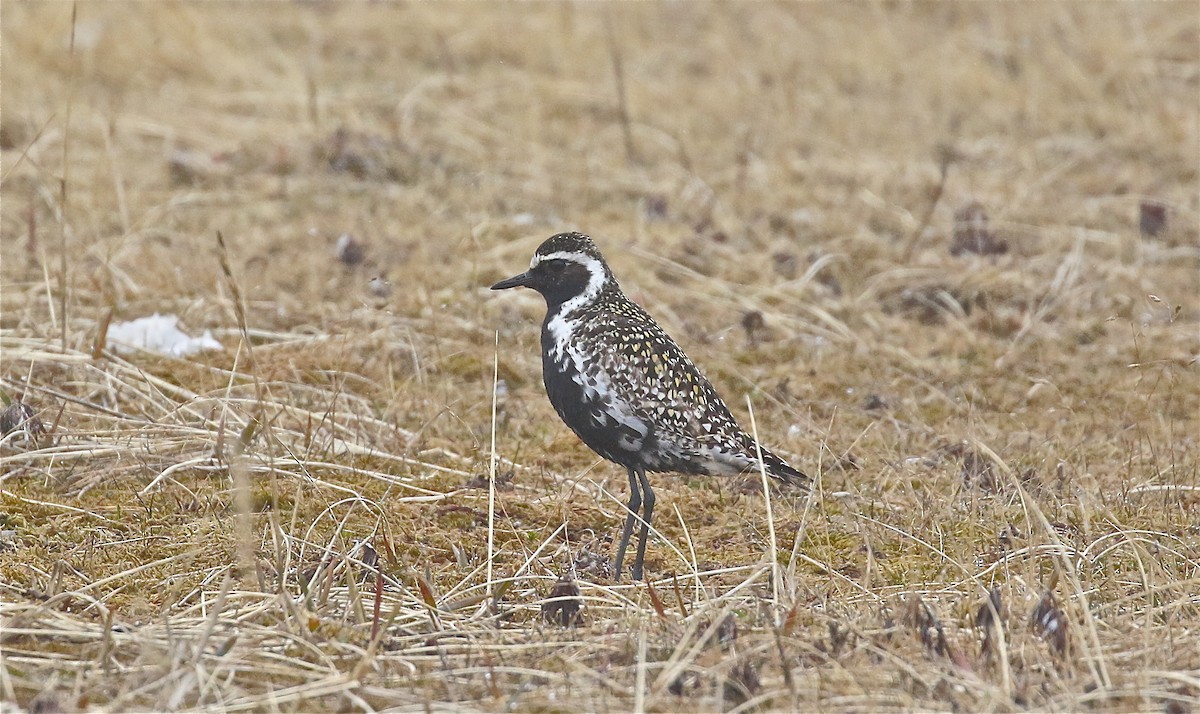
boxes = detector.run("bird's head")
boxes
[491,232,616,308]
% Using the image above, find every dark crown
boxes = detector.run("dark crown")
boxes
[535,232,607,263]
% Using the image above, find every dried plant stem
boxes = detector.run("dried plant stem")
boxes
[747,395,780,611]
[487,331,499,597]
[901,144,955,261]
[57,3,79,352]
[605,10,637,165]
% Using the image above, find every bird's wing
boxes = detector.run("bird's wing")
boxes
[573,302,808,485]
[575,304,747,449]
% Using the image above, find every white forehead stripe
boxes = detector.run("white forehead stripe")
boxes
[529,250,597,270]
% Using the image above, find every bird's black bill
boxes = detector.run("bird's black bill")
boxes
[490,272,531,290]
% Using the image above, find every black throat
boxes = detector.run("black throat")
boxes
[537,261,595,311]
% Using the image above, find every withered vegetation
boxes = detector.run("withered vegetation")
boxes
[1,3,1197,711]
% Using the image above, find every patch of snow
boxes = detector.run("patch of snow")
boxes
[107,314,223,357]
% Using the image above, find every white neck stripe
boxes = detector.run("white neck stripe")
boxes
[539,250,610,359]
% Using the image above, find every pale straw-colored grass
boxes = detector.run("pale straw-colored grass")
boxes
[2,2,1197,711]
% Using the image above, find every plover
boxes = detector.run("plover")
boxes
[492,232,807,580]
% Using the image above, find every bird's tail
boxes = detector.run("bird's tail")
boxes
[754,446,810,488]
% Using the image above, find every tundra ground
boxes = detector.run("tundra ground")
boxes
[1,3,1198,711]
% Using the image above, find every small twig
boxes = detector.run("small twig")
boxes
[771,615,797,698]
[746,395,780,612]
[672,503,704,605]
[670,573,689,619]
[604,10,637,165]
[91,308,113,360]
[487,331,499,598]
[634,618,648,713]
[371,559,384,642]
[901,143,957,261]
[215,230,254,369]
[58,2,79,352]
[0,113,56,185]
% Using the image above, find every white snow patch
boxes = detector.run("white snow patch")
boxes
[108,314,223,357]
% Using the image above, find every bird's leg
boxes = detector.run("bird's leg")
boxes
[613,466,642,581]
[631,467,655,581]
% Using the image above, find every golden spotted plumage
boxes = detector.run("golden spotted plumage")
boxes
[492,232,807,580]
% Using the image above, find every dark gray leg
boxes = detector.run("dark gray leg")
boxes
[613,466,642,581]
[631,468,655,581]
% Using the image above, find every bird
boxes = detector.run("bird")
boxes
[491,232,808,581]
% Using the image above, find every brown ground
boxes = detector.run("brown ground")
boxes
[1,2,1198,711]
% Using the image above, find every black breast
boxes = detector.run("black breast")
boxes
[541,329,650,470]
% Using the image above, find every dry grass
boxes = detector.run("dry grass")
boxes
[2,2,1198,711]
